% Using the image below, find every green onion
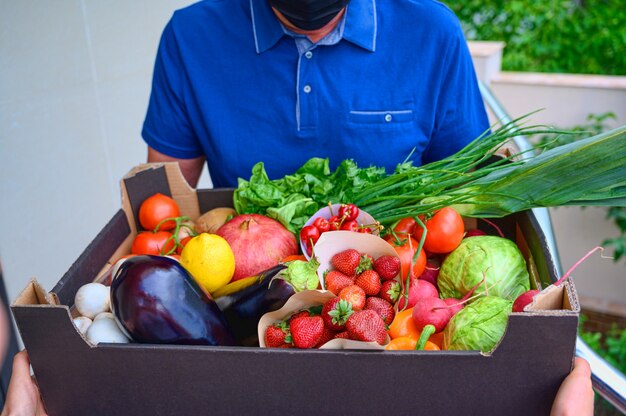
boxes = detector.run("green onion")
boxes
[358,124,626,225]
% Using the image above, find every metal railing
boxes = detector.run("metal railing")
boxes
[479,81,626,413]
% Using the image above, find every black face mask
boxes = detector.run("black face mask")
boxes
[270,0,350,31]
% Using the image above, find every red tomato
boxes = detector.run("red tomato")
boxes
[387,237,427,280]
[176,236,192,255]
[138,193,180,231]
[393,217,417,237]
[413,207,465,254]
[131,231,175,255]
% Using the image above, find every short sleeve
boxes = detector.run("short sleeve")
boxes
[141,17,204,159]
[422,21,490,164]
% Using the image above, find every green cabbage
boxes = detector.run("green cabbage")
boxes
[443,296,512,352]
[438,236,530,301]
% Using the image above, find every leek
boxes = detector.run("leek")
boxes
[357,125,626,225]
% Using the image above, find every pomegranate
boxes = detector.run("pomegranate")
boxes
[216,214,298,281]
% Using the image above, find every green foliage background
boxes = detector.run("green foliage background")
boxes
[444,0,626,75]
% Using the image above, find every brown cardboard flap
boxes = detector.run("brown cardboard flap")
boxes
[12,279,57,306]
[526,278,579,313]
[163,163,201,220]
[121,163,200,234]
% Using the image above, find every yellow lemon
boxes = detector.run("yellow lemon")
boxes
[180,233,235,293]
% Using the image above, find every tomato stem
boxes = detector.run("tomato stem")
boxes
[154,216,195,255]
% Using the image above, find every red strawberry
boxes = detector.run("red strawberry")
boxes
[364,297,396,325]
[355,269,381,296]
[331,249,361,275]
[334,331,350,340]
[322,297,354,331]
[379,280,401,305]
[357,254,374,274]
[373,255,401,280]
[289,310,311,322]
[264,321,291,347]
[290,316,324,349]
[325,270,354,295]
[346,309,388,345]
[315,326,337,348]
[338,284,366,311]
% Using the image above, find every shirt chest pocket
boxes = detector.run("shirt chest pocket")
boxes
[348,109,414,125]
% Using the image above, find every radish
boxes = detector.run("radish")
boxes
[464,229,487,238]
[418,262,440,289]
[411,297,452,333]
[443,297,464,316]
[513,246,604,312]
[397,278,439,310]
[442,276,487,317]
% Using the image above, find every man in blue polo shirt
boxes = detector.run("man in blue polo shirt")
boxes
[143,0,490,188]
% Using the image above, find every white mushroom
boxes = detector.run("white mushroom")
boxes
[72,316,92,334]
[74,282,110,319]
[93,312,115,321]
[86,317,130,344]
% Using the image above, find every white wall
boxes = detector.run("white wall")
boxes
[0,1,198,305]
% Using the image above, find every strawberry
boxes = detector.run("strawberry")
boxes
[325,270,355,295]
[338,284,366,311]
[289,310,311,322]
[346,309,388,345]
[264,321,291,347]
[379,280,401,305]
[322,297,354,331]
[364,296,396,325]
[355,269,381,296]
[334,331,350,340]
[290,316,324,349]
[356,254,374,274]
[373,255,401,280]
[331,249,361,275]
[315,326,337,348]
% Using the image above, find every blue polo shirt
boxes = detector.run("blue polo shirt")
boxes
[142,0,489,188]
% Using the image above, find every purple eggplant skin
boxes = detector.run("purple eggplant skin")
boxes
[110,255,237,346]
[214,264,294,346]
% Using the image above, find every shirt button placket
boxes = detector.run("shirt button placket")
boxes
[298,48,316,132]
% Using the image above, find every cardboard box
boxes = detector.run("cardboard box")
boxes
[12,163,579,416]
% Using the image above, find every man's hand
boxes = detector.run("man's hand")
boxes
[1,351,48,416]
[551,357,594,416]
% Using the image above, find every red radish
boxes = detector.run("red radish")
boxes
[464,229,487,238]
[512,290,541,313]
[217,214,298,281]
[411,297,452,333]
[513,246,605,313]
[397,278,439,310]
[442,276,486,316]
[442,297,464,316]
[419,263,440,288]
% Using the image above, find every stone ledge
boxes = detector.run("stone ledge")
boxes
[493,71,626,90]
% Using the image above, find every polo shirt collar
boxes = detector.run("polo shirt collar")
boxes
[250,0,377,54]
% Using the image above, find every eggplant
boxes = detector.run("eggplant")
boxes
[110,255,236,346]
[214,264,294,346]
